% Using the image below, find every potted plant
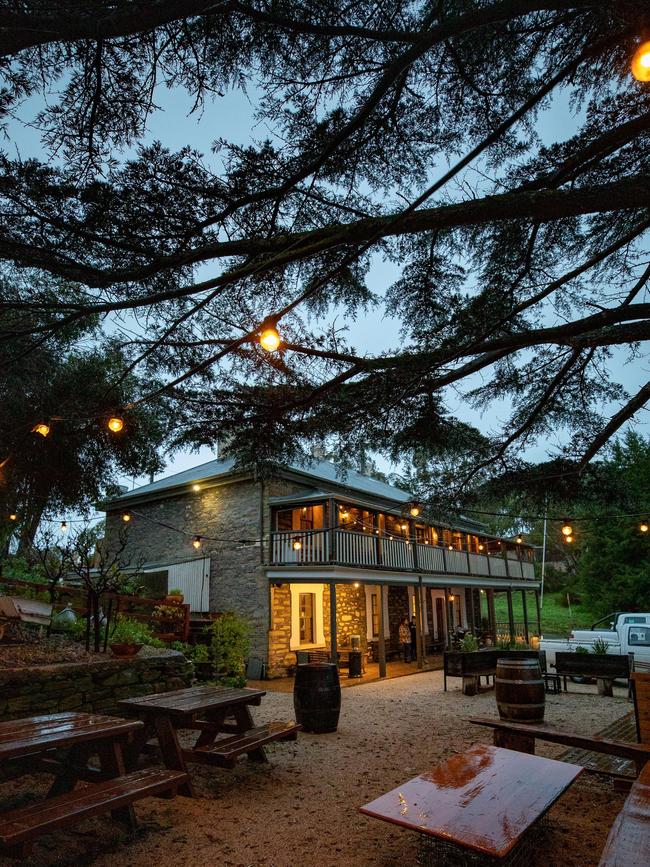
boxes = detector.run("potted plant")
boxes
[165,587,184,604]
[459,633,480,695]
[109,616,146,657]
[191,643,215,681]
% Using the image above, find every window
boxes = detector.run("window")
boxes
[623,616,648,624]
[299,593,315,645]
[629,627,650,646]
[275,504,324,531]
[371,594,380,638]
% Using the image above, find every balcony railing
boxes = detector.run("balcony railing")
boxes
[270,530,536,580]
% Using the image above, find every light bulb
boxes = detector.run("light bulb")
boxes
[409,505,420,517]
[9,513,17,521]
[640,521,649,534]
[259,327,281,352]
[60,521,68,533]
[107,417,124,433]
[192,536,202,550]
[292,538,302,551]
[32,423,50,437]
[122,512,131,523]
[632,41,650,81]
[561,522,573,537]
[353,582,360,588]
[192,484,201,492]
[516,535,523,544]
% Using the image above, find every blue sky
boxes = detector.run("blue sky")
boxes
[10,75,648,505]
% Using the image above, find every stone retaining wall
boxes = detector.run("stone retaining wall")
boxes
[0,650,194,721]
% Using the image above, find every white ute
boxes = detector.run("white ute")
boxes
[540,612,650,667]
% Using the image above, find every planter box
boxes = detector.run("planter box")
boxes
[443,649,543,692]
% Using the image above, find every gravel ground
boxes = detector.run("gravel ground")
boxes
[0,670,631,866]
[0,636,101,669]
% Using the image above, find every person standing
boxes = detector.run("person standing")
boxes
[398,616,411,662]
[409,618,417,661]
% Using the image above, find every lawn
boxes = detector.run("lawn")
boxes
[493,590,595,637]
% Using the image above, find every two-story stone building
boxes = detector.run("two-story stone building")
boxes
[102,457,541,677]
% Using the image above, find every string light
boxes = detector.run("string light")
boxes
[516,535,523,544]
[121,512,131,523]
[292,537,302,551]
[640,521,649,534]
[353,581,360,588]
[409,504,420,518]
[192,535,202,550]
[60,521,68,533]
[8,513,17,521]
[565,534,574,544]
[192,484,201,492]
[478,544,485,551]
[561,521,573,537]
[32,423,50,437]
[259,326,281,352]
[107,416,124,433]
[631,40,650,81]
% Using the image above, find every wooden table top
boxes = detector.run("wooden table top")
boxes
[119,685,267,717]
[0,712,143,762]
[359,744,583,859]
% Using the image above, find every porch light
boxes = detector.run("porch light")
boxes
[516,535,523,544]
[400,523,408,531]
[409,504,420,517]
[353,582,360,588]
[8,513,17,521]
[107,416,124,433]
[121,512,131,523]
[32,422,50,437]
[192,483,201,492]
[631,40,650,81]
[192,535,202,550]
[561,521,573,537]
[292,537,302,551]
[448,594,455,601]
[259,326,281,352]
[640,521,649,533]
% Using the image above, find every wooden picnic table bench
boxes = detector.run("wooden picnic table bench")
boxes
[599,760,650,866]
[360,744,582,864]
[119,685,300,787]
[0,712,186,859]
[470,716,650,778]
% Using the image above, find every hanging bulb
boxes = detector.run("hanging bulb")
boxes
[478,543,485,552]
[121,512,131,523]
[192,484,201,492]
[639,520,649,534]
[292,537,302,551]
[516,535,523,544]
[107,416,124,433]
[8,513,17,521]
[32,423,50,437]
[353,582,360,589]
[60,521,68,533]
[631,40,650,82]
[561,521,573,537]
[259,326,281,352]
[192,535,202,550]
[409,504,420,518]
[565,535,574,544]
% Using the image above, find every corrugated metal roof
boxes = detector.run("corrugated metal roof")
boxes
[103,457,412,507]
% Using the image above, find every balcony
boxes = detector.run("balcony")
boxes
[270,529,536,581]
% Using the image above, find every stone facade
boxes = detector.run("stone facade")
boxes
[106,473,314,664]
[0,650,193,722]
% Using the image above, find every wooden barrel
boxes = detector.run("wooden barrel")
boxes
[495,658,545,723]
[293,663,341,733]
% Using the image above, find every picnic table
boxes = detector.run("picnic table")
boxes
[360,744,583,864]
[0,712,186,858]
[119,685,299,791]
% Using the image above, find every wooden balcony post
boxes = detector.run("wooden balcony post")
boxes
[487,589,496,640]
[414,579,423,669]
[328,497,336,562]
[506,590,515,643]
[521,589,530,643]
[378,585,387,678]
[410,520,418,570]
[329,582,338,665]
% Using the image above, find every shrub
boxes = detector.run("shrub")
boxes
[209,612,250,685]
[168,588,183,596]
[459,633,479,652]
[191,643,210,663]
[110,616,160,646]
[575,645,590,654]
[592,637,610,655]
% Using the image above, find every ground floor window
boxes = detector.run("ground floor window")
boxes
[289,583,326,650]
[299,593,315,644]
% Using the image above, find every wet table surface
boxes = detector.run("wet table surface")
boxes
[360,744,583,859]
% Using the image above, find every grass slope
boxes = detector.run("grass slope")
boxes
[493,591,595,637]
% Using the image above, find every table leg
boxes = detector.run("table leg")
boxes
[232,704,268,764]
[153,716,194,797]
[122,721,153,771]
[192,708,228,749]
[46,743,90,797]
[97,740,137,830]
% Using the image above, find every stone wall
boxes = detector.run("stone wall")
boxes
[0,650,193,722]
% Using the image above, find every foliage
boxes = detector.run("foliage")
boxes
[459,633,479,653]
[592,637,610,654]
[497,638,516,651]
[575,645,590,654]
[0,2,647,497]
[152,603,185,622]
[167,588,183,596]
[191,643,210,663]
[109,616,157,646]
[209,612,250,685]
